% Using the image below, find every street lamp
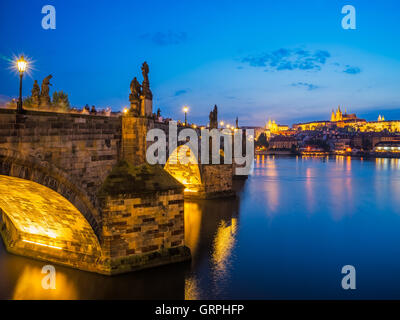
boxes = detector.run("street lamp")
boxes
[16,55,27,114]
[183,106,189,126]
[220,121,224,127]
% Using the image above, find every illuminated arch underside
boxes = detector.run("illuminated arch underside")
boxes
[0,175,101,258]
[164,145,202,193]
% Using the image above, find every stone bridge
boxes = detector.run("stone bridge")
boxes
[0,108,235,274]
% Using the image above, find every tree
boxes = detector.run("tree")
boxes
[255,133,269,149]
[290,143,298,154]
[52,91,70,110]
[23,95,33,108]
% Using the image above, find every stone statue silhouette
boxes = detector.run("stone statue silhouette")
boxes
[32,80,40,97]
[141,61,152,99]
[40,75,52,105]
[209,105,218,129]
[129,77,142,115]
[141,61,149,83]
[130,77,141,99]
[31,80,40,107]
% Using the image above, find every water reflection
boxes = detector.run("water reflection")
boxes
[3,157,400,299]
[13,265,78,300]
[183,185,243,299]
[0,180,244,300]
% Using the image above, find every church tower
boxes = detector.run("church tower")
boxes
[335,106,343,121]
[331,109,336,122]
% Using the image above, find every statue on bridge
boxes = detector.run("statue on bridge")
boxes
[129,77,142,115]
[128,62,153,117]
[141,61,152,100]
[40,75,53,106]
[31,80,40,108]
[209,105,218,129]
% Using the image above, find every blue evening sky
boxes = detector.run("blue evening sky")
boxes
[1,0,400,126]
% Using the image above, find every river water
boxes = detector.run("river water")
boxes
[1,155,400,299]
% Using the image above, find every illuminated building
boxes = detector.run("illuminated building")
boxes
[266,119,290,133]
[374,141,400,153]
[359,119,400,132]
[294,108,400,133]
[330,106,357,122]
[263,119,294,139]
[292,120,330,131]
[268,136,298,150]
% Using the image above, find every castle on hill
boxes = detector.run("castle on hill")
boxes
[330,106,357,122]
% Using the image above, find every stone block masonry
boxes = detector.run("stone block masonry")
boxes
[97,161,190,274]
[0,109,121,237]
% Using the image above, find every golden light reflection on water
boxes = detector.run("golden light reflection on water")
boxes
[184,201,202,300]
[305,167,315,214]
[184,276,201,300]
[264,157,279,212]
[184,201,202,256]
[183,198,240,300]
[211,218,237,279]
[13,265,78,300]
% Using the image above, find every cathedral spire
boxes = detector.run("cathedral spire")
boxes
[331,109,336,122]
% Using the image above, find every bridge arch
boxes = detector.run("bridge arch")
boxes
[164,145,202,193]
[0,175,102,271]
[0,148,101,239]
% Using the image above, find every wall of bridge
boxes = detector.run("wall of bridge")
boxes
[0,109,121,235]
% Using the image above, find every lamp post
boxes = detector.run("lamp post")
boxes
[183,106,189,126]
[16,55,27,114]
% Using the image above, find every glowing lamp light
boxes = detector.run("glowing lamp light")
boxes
[183,106,189,126]
[220,121,224,126]
[16,55,27,73]
[123,107,129,114]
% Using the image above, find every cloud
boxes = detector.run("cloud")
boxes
[291,82,320,91]
[343,65,361,75]
[140,31,187,46]
[174,89,189,96]
[242,48,331,72]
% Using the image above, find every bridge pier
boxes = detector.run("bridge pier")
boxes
[91,115,192,274]
[97,160,190,274]
[184,164,235,200]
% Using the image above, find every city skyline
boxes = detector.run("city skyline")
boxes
[1,0,400,126]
